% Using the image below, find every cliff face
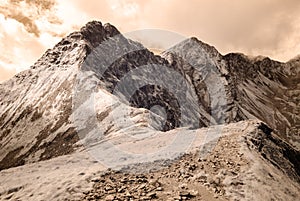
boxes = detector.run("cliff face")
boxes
[162,38,300,148]
[223,53,300,147]
[0,20,299,171]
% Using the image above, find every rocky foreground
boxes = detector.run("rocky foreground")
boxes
[82,121,300,201]
[0,120,299,201]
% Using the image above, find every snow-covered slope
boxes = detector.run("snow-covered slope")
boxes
[0,21,120,169]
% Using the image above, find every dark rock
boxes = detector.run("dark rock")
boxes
[246,123,300,183]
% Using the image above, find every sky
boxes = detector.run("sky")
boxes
[1,0,300,82]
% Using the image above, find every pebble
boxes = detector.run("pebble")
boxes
[156,187,163,191]
[104,195,115,201]
[179,183,187,189]
[146,192,156,198]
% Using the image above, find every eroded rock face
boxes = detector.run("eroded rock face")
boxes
[223,54,300,148]
[80,35,205,131]
[162,38,300,148]
[245,123,300,183]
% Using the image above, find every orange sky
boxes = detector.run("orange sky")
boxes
[1,0,300,82]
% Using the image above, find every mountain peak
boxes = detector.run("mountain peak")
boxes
[80,21,120,47]
[31,21,121,70]
[189,37,220,55]
[165,37,221,59]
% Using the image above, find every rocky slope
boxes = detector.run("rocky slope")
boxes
[163,38,300,148]
[0,21,126,170]
[0,120,299,201]
[223,53,300,148]
[0,21,299,200]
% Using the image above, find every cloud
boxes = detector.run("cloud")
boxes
[0,64,16,82]
[0,14,45,72]
[56,0,300,61]
[23,0,56,10]
[2,11,40,37]
[0,0,58,37]
[0,0,64,75]
[1,0,300,80]
[8,0,56,11]
[134,0,300,61]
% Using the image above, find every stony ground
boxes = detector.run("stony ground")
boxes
[80,121,300,201]
[82,154,228,201]
[1,120,299,201]
[81,131,247,201]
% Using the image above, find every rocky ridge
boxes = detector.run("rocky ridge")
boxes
[81,121,299,201]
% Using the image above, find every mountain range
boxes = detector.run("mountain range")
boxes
[0,21,299,201]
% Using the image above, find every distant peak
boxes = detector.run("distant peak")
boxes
[192,37,220,52]
[166,36,221,58]
[224,53,284,65]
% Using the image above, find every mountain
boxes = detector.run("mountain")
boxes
[0,21,299,201]
[164,37,300,147]
[0,22,122,170]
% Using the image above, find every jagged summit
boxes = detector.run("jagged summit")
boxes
[190,37,221,56]
[30,21,121,71]
[80,21,120,47]
[224,52,284,65]
[164,36,222,60]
